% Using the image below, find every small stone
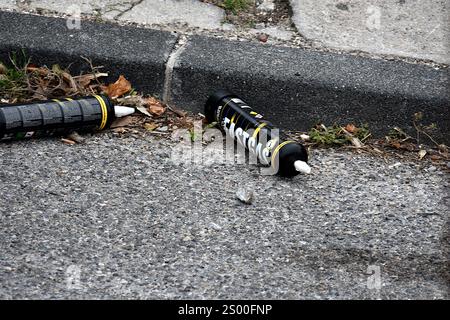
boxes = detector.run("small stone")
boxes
[336,3,349,11]
[236,188,254,204]
[257,0,275,11]
[210,222,222,231]
[157,126,169,132]
[257,33,269,43]
[300,134,310,141]
[388,162,402,169]
[221,23,235,31]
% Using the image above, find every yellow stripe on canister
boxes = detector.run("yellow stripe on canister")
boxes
[271,140,295,167]
[93,95,108,130]
[219,98,233,121]
[252,122,267,139]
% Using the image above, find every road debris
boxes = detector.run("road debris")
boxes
[236,188,254,204]
[418,149,427,160]
[205,89,310,176]
[110,115,136,129]
[157,126,169,132]
[101,75,131,99]
[257,33,269,42]
[61,138,76,145]
[66,131,85,144]
[144,122,158,131]
[145,97,166,116]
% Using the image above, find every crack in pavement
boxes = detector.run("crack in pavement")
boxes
[113,0,145,20]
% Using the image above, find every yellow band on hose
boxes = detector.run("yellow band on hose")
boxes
[271,140,295,167]
[252,122,267,139]
[93,95,108,130]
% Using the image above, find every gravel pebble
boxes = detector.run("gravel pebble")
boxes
[236,188,254,204]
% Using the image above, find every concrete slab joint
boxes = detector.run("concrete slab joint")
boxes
[163,34,189,104]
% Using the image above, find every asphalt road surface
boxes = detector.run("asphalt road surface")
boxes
[0,132,448,299]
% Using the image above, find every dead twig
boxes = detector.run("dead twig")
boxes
[342,128,363,148]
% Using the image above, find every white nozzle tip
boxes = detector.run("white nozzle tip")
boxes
[114,105,135,117]
[294,160,311,174]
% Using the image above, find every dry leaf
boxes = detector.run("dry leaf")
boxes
[342,128,362,148]
[66,132,85,144]
[391,141,401,149]
[345,124,357,133]
[438,144,448,152]
[136,105,152,117]
[112,127,127,134]
[61,138,76,145]
[149,104,165,116]
[169,106,187,118]
[372,147,383,154]
[418,149,427,160]
[430,154,442,161]
[61,72,78,92]
[0,63,6,75]
[144,97,166,116]
[27,66,50,76]
[144,122,158,131]
[110,115,134,128]
[74,73,108,88]
[102,75,131,99]
[403,143,417,152]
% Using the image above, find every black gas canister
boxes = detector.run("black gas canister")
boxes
[205,90,310,177]
[0,95,134,141]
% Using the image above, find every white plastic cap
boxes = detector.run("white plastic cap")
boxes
[114,105,135,118]
[294,160,311,174]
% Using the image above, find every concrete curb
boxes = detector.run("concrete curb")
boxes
[0,11,178,98]
[1,11,449,143]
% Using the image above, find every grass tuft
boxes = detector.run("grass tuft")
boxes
[222,0,251,14]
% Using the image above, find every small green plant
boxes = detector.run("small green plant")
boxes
[308,123,372,146]
[204,121,218,130]
[189,128,198,142]
[0,52,29,99]
[353,123,371,141]
[246,19,256,28]
[387,127,409,140]
[222,0,250,14]
[308,124,348,146]
[412,112,441,147]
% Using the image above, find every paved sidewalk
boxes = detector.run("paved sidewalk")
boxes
[1,0,448,64]
[290,0,450,64]
[0,133,448,299]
